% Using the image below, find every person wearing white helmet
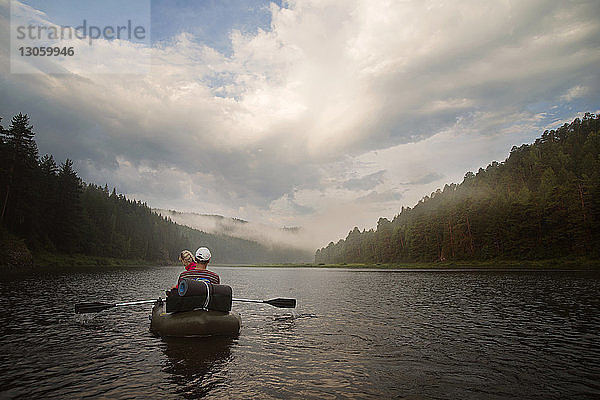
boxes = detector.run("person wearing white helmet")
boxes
[175,246,220,289]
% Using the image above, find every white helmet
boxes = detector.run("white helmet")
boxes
[195,247,211,262]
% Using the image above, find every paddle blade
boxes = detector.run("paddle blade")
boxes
[264,298,296,308]
[74,302,115,314]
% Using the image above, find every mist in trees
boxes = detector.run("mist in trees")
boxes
[0,112,312,264]
[316,114,600,264]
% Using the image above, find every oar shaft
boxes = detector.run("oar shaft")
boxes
[232,298,265,304]
[75,299,158,313]
[77,296,295,314]
[115,299,158,307]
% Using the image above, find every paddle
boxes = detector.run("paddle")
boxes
[75,299,158,314]
[232,297,297,308]
[75,297,297,314]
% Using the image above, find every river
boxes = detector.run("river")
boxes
[1,266,599,399]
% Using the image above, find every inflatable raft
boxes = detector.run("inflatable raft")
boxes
[149,298,242,338]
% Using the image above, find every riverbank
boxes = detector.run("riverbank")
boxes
[34,253,157,268]
[4,251,599,270]
[228,257,600,270]
[0,230,149,269]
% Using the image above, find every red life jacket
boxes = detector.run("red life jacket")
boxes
[184,262,197,271]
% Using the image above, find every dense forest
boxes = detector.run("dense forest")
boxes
[0,112,311,266]
[316,113,600,263]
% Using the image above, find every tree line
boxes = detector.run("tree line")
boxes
[0,112,311,265]
[316,113,600,263]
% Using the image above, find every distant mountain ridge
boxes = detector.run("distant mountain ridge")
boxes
[316,113,600,263]
[154,209,309,250]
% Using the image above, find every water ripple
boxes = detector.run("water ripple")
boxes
[1,267,599,399]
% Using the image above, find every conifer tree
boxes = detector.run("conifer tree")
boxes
[54,159,83,252]
[1,113,39,234]
[38,155,59,248]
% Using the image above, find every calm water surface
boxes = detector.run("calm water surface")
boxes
[0,266,599,399]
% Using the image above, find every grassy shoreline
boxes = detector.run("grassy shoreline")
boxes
[3,252,598,270]
[33,253,163,268]
[228,258,600,270]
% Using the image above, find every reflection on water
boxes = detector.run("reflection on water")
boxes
[273,311,317,322]
[161,337,235,399]
[0,266,599,399]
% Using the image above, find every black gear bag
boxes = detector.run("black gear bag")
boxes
[166,279,233,313]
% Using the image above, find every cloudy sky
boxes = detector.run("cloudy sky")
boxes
[1,0,599,250]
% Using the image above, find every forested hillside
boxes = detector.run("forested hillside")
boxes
[0,113,312,265]
[316,114,600,263]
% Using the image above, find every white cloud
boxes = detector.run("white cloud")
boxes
[560,85,589,102]
[1,0,599,248]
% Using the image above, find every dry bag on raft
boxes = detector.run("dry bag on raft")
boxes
[166,279,232,313]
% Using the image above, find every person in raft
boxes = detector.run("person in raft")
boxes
[176,247,220,288]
